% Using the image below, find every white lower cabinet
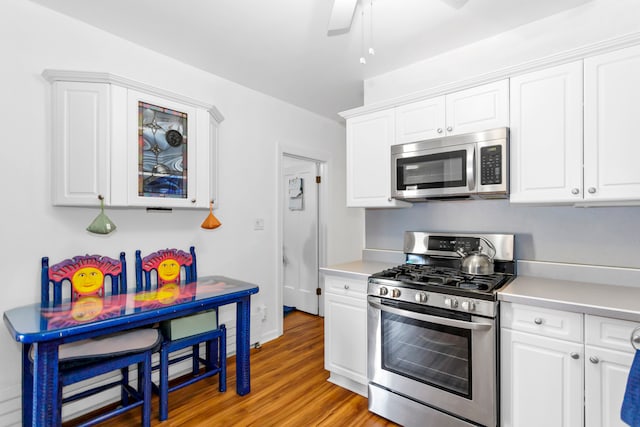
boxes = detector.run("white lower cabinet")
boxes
[501,303,638,427]
[584,315,637,427]
[323,274,368,396]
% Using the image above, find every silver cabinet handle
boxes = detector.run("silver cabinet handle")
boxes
[534,318,543,325]
[589,356,600,364]
[588,187,596,194]
[571,188,580,195]
[344,284,349,290]
[446,126,453,132]
[631,327,640,350]
[570,352,580,360]
[437,128,443,134]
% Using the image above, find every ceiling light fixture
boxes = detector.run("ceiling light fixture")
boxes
[359,0,375,65]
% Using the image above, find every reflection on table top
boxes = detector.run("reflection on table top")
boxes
[3,275,259,343]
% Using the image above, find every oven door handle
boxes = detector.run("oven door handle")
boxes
[368,299,493,331]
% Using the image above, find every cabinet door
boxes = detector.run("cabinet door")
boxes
[346,110,410,208]
[126,90,202,208]
[584,44,640,202]
[324,292,367,384]
[51,81,110,206]
[509,62,584,203]
[395,96,445,143]
[585,345,634,427]
[501,328,583,427]
[445,79,509,136]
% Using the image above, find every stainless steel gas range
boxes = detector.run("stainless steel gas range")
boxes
[367,232,515,427]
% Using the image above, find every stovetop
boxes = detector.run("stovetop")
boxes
[370,263,512,295]
[367,232,516,316]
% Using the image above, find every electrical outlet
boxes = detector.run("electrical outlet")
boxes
[254,218,264,230]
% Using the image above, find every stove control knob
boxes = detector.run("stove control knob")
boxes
[391,288,401,298]
[444,298,458,309]
[378,286,388,296]
[415,292,428,303]
[461,301,475,312]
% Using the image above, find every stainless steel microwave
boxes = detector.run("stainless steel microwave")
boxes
[391,127,509,201]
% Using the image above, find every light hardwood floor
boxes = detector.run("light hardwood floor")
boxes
[67,310,398,426]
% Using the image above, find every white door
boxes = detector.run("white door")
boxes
[584,44,640,202]
[585,345,635,427]
[283,156,319,315]
[509,61,584,203]
[445,79,509,136]
[501,328,584,427]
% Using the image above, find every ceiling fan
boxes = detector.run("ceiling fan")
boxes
[327,0,470,34]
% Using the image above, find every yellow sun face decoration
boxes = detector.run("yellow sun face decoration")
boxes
[157,258,181,283]
[71,267,104,296]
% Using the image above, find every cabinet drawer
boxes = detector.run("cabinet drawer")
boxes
[324,275,366,296]
[586,315,640,354]
[501,303,583,342]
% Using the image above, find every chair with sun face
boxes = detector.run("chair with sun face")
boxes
[135,246,226,421]
[39,252,161,426]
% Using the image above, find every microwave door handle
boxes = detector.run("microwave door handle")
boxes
[368,298,492,331]
[467,146,476,191]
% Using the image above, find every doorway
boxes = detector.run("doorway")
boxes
[282,155,320,315]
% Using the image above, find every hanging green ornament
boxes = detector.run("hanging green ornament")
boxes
[87,195,117,235]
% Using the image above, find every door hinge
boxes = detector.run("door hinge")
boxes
[316,287,322,296]
[316,176,321,184]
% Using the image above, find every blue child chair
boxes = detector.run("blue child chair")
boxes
[135,246,226,421]
[38,252,161,426]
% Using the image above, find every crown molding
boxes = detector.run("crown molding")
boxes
[41,69,224,123]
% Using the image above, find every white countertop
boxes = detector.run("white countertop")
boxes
[320,260,397,279]
[499,261,640,322]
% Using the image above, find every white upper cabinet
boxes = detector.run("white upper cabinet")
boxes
[395,80,509,144]
[346,110,411,208]
[509,61,584,204]
[584,44,640,203]
[395,96,446,143]
[44,70,222,209]
[445,79,510,136]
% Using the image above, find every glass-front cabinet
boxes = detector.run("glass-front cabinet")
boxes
[44,70,223,209]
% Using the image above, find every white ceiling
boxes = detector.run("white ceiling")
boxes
[30,0,593,121]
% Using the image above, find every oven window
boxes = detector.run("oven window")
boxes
[397,150,466,190]
[381,311,472,398]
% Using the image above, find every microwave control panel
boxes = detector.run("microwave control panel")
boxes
[480,145,502,185]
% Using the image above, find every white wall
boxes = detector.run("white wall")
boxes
[365,0,640,103]
[0,0,363,422]
[362,0,640,271]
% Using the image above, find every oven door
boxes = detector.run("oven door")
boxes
[367,296,497,427]
[391,142,475,199]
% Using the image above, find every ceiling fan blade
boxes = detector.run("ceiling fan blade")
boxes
[328,0,358,33]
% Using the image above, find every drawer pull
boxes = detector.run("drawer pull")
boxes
[344,284,350,290]
[631,326,640,350]
[533,318,543,325]
[570,352,580,360]
[589,356,600,364]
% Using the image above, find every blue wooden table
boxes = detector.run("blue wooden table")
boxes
[3,275,259,426]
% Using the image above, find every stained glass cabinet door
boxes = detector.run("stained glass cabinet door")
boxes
[125,90,209,208]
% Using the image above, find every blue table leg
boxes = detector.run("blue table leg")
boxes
[236,296,251,395]
[32,341,60,426]
[21,344,33,426]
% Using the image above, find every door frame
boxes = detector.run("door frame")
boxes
[276,143,330,336]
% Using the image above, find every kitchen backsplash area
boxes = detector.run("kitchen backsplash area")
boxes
[365,200,640,269]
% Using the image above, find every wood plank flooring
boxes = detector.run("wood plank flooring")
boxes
[67,310,398,426]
